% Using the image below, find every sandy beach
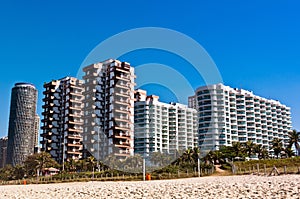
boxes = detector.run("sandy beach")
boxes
[0,175,299,199]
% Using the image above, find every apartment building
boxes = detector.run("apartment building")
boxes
[82,59,135,160]
[6,83,38,166]
[189,83,292,154]
[134,89,198,156]
[0,136,8,168]
[41,77,84,164]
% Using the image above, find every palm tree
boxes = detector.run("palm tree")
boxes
[244,141,256,157]
[271,138,283,158]
[64,159,77,172]
[183,148,195,164]
[284,147,295,158]
[254,144,263,159]
[231,142,244,157]
[192,147,200,163]
[288,130,300,156]
[86,156,96,171]
[260,148,269,159]
[203,151,214,165]
[211,150,223,164]
[24,152,59,176]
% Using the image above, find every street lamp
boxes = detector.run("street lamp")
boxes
[198,152,201,177]
[97,126,100,172]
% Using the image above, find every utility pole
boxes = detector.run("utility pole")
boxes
[97,126,100,172]
[198,154,201,177]
[143,153,146,181]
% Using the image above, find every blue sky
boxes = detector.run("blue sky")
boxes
[0,0,299,137]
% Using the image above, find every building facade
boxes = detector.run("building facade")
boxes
[189,83,292,155]
[6,83,38,166]
[0,136,8,168]
[82,59,135,160]
[41,77,84,164]
[134,89,198,156]
[34,114,40,149]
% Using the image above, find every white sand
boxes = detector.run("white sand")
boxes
[0,175,299,199]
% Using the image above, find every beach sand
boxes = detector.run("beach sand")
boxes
[0,175,299,198]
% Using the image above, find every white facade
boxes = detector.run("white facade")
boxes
[134,89,198,156]
[83,59,135,160]
[189,83,292,154]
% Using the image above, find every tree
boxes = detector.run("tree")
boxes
[271,138,283,158]
[124,154,143,172]
[244,141,256,157]
[218,146,235,160]
[254,144,263,159]
[192,147,200,163]
[24,152,59,176]
[64,159,77,172]
[284,147,295,158]
[288,130,300,156]
[210,150,223,164]
[202,151,214,165]
[231,142,245,158]
[182,148,195,164]
[12,165,25,180]
[86,156,97,171]
[0,165,14,181]
[260,148,269,159]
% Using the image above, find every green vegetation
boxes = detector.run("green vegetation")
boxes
[233,157,300,175]
[1,130,299,184]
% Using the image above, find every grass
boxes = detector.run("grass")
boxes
[232,156,300,175]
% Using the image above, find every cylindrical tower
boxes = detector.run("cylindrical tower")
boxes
[6,83,38,166]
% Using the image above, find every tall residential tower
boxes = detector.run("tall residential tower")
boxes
[0,136,8,168]
[134,89,198,156]
[82,59,135,160]
[6,83,38,166]
[41,77,84,164]
[189,83,292,155]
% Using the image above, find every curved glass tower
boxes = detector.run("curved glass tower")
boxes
[6,83,38,166]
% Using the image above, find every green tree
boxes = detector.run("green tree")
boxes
[182,148,195,164]
[12,165,25,180]
[284,147,295,158]
[64,159,77,172]
[24,152,59,176]
[271,138,284,158]
[124,154,143,172]
[86,156,97,171]
[218,146,235,160]
[0,165,14,181]
[211,150,223,164]
[244,141,256,157]
[288,130,300,156]
[231,142,245,157]
[192,147,201,163]
[260,148,269,159]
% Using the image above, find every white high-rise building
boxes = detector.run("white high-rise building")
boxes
[134,89,198,156]
[189,83,292,155]
[82,59,135,160]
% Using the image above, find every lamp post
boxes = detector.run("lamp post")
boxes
[97,126,100,172]
[143,152,146,181]
[198,152,201,177]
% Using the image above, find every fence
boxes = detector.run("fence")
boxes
[0,167,215,186]
[232,164,300,176]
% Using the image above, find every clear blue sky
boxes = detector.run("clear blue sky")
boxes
[0,0,299,138]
